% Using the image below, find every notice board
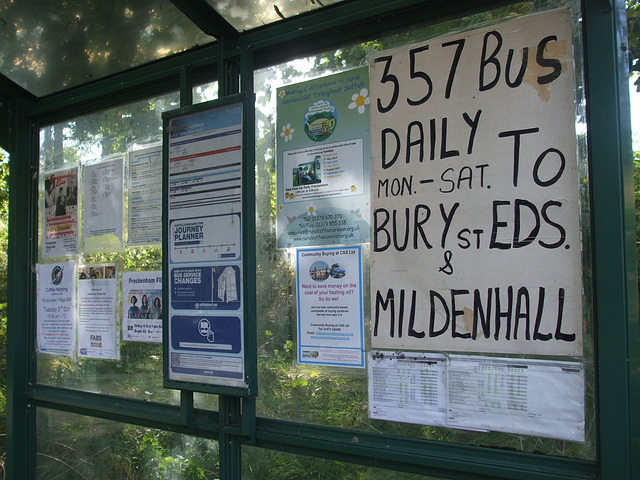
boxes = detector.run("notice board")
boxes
[163,94,255,396]
[369,9,583,356]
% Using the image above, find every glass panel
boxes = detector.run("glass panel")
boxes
[253,0,595,460]
[243,445,446,479]
[37,408,219,479]
[205,0,348,31]
[0,1,214,97]
[193,81,219,105]
[37,92,179,404]
[194,391,219,411]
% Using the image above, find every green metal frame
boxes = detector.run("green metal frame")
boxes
[583,1,639,478]
[4,0,637,479]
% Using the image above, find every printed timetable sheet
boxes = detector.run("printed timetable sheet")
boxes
[368,352,585,441]
[368,353,447,426]
[446,355,585,442]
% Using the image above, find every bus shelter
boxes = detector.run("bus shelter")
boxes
[0,0,637,478]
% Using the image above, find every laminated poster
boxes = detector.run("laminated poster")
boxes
[166,100,246,389]
[128,146,163,246]
[123,271,162,342]
[43,168,79,257]
[296,246,365,367]
[276,66,371,248]
[368,352,585,442]
[83,157,124,251]
[37,262,76,356]
[77,264,118,359]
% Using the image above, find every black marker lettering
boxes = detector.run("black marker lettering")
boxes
[479,31,502,91]
[537,35,562,85]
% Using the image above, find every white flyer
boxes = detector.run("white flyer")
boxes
[77,264,118,359]
[128,146,162,246]
[37,262,76,356]
[367,351,585,442]
[83,157,124,246]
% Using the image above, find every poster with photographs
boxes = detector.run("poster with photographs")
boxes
[276,67,371,248]
[77,264,118,359]
[43,168,79,257]
[123,271,162,342]
[296,246,365,367]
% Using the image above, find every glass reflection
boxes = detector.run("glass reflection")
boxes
[205,0,346,31]
[0,1,213,96]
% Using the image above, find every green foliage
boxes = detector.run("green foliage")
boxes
[36,414,220,479]
[0,153,7,305]
[634,151,640,266]
[243,447,439,480]
[629,1,640,91]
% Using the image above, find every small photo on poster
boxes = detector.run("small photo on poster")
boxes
[292,156,322,186]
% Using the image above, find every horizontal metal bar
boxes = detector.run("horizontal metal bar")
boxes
[169,0,239,39]
[29,384,598,479]
[225,0,516,68]
[251,418,599,480]
[28,385,220,439]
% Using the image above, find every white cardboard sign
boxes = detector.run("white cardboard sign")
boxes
[369,10,582,356]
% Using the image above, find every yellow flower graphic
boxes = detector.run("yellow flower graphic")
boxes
[348,88,370,114]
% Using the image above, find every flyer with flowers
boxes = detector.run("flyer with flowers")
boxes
[276,67,371,248]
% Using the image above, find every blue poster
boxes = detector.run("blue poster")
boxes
[170,315,242,354]
[171,266,241,311]
[166,99,247,390]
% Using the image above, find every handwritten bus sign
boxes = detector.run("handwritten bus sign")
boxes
[369,10,583,356]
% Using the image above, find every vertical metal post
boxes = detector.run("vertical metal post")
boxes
[218,37,226,98]
[178,56,196,435]
[6,98,38,479]
[582,0,639,479]
[217,37,247,479]
[181,390,194,428]
[219,395,242,479]
[180,64,194,107]
[240,47,257,445]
